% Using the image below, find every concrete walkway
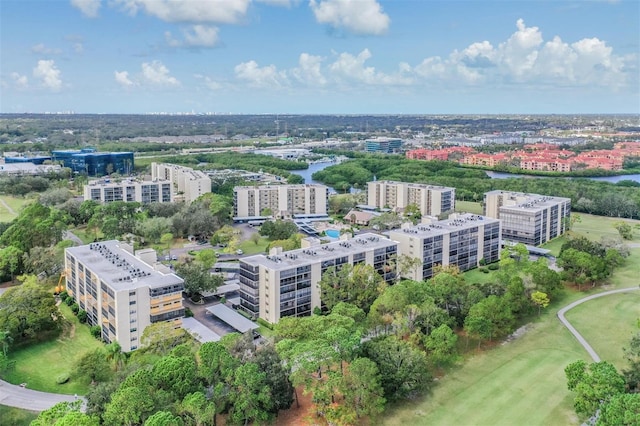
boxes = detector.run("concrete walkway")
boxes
[0,379,81,411]
[557,286,640,362]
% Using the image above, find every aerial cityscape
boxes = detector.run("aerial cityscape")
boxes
[1,0,640,425]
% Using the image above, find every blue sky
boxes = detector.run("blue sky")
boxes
[1,0,638,114]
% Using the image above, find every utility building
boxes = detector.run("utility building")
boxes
[483,190,571,246]
[64,241,184,352]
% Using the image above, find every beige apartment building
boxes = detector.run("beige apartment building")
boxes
[367,180,455,217]
[390,213,501,281]
[233,184,329,220]
[483,190,571,246]
[83,178,173,203]
[65,241,184,352]
[151,163,211,203]
[239,233,398,324]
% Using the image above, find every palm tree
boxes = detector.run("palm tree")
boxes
[105,342,126,371]
[0,331,12,356]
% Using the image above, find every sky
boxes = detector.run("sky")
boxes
[0,0,638,115]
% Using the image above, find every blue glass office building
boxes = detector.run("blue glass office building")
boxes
[52,149,134,176]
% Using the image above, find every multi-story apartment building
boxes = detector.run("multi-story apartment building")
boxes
[483,190,571,246]
[238,233,398,324]
[83,178,173,204]
[64,241,184,352]
[150,163,211,204]
[390,213,501,281]
[364,137,403,153]
[367,180,455,217]
[233,184,329,221]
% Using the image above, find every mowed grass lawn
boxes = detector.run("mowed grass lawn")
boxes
[455,200,484,215]
[0,195,31,222]
[0,405,38,426]
[383,237,640,425]
[3,303,105,395]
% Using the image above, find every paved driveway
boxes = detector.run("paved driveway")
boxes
[0,379,82,411]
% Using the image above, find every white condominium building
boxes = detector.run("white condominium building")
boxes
[390,213,501,281]
[151,162,211,204]
[483,190,571,246]
[233,184,329,220]
[83,178,173,204]
[64,241,184,352]
[367,180,455,217]
[239,233,398,324]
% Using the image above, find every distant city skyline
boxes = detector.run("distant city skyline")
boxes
[1,0,638,115]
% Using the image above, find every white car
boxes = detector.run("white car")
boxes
[236,249,244,255]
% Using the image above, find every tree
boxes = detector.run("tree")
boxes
[425,324,458,367]
[136,217,172,244]
[614,222,634,240]
[254,344,294,413]
[623,332,640,392]
[195,249,218,270]
[175,261,223,296]
[229,362,274,425]
[464,295,514,344]
[259,220,298,240]
[74,348,112,384]
[597,393,640,426]
[32,401,98,426]
[249,232,261,246]
[531,291,550,315]
[152,354,199,399]
[565,360,626,418]
[0,245,23,281]
[0,203,66,252]
[180,392,216,426]
[369,212,403,231]
[362,335,431,401]
[0,275,60,343]
[319,263,386,313]
[198,341,238,386]
[21,244,65,278]
[103,386,157,426]
[212,225,235,246]
[141,322,191,355]
[337,357,386,422]
[144,411,184,426]
[105,342,127,371]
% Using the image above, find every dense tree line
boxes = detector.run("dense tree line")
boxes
[311,156,640,218]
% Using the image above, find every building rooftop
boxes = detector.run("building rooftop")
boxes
[486,190,571,211]
[371,180,454,191]
[234,183,328,190]
[66,240,183,291]
[241,232,397,271]
[390,214,499,239]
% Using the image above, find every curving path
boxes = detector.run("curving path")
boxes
[557,286,640,362]
[0,379,82,411]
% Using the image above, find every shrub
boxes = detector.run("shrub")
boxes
[55,373,70,384]
[487,264,499,270]
[59,291,69,301]
[71,303,79,314]
[90,325,101,339]
[480,267,490,274]
[184,307,194,318]
[77,310,87,323]
[479,258,487,266]
[256,318,273,330]
[65,297,74,306]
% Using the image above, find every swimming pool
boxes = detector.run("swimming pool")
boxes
[325,229,340,238]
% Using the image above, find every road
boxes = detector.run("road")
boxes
[557,286,640,362]
[0,379,82,412]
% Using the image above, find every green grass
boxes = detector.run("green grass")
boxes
[383,237,640,426]
[565,290,640,369]
[238,236,270,255]
[0,195,31,223]
[2,303,105,395]
[463,266,500,285]
[570,213,640,243]
[454,200,484,215]
[0,405,38,425]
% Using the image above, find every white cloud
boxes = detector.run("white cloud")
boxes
[141,60,180,86]
[33,60,63,91]
[116,0,250,24]
[234,60,289,88]
[114,70,135,87]
[309,0,390,35]
[73,43,84,54]
[166,25,220,48]
[195,74,223,90]
[328,48,412,85]
[10,72,28,88]
[70,0,101,17]
[31,44,62,55]
[291,53,327,86]
[256,0,293,6]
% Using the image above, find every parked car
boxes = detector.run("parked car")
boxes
[236,249,244,255]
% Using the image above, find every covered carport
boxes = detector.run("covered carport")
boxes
[206,304,259,333]
[181,317,222,343]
